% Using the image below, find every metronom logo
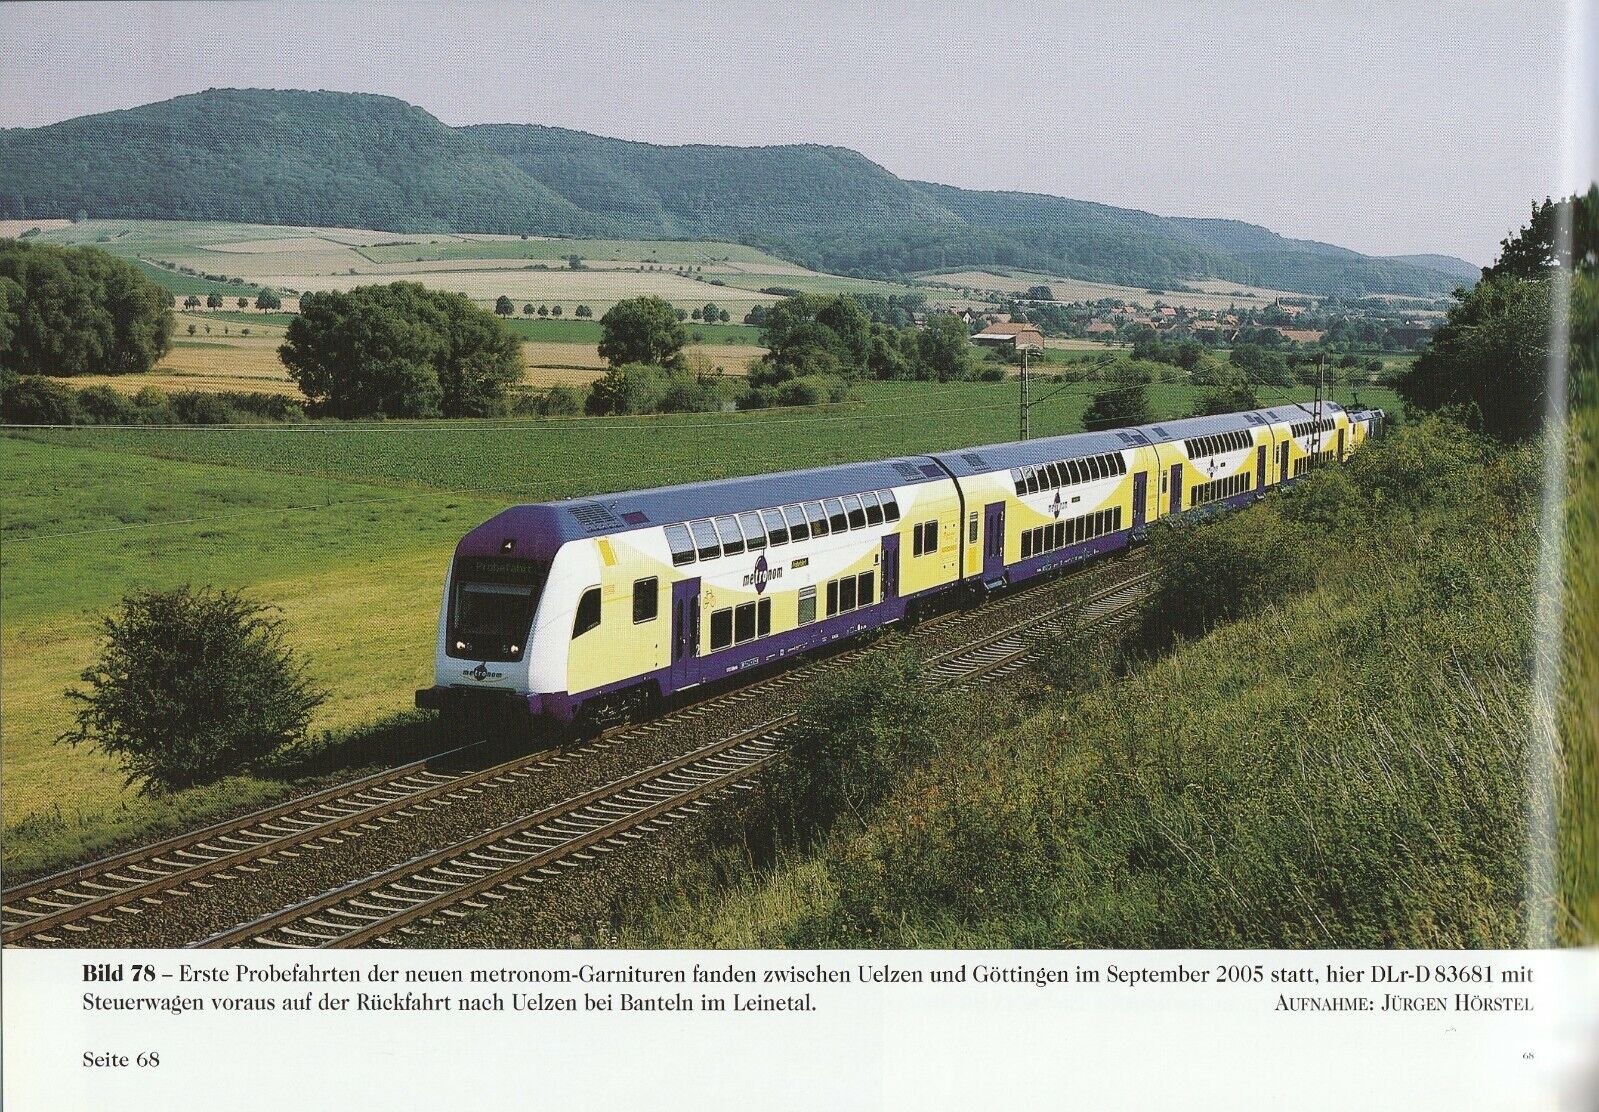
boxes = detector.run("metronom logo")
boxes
[742,553,783,594]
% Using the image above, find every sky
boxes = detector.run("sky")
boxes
[1,0,1593,266]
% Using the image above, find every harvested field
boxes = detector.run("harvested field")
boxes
[915,269,1310,310]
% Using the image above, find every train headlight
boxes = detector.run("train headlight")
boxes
[454,640,466,652]
[510,644,520,655]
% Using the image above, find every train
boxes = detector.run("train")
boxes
[417,401,1383,731]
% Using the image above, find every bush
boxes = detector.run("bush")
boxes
[61,586,327,791]
[76,384,140,424]
[1,374,83,424]
[766,650,946,845]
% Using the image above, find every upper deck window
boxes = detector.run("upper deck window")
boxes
[665,523,695,566]
[714,515,745,556]
[689,519,721,561]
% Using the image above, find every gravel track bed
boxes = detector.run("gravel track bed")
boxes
[63,556,1142,948]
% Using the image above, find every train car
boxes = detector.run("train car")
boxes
[417,456,963,728]
[417,403,1378,732]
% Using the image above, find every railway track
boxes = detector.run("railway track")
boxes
[3,553,1144,947]
[196,572,1148,948]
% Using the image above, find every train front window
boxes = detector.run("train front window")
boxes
[448,558,544,661]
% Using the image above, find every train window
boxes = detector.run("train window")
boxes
[665,523,696,566]
[1053,522,1064,548]
[912,522,924,555]
[573,587,602,638]
[758,598,772,636]
[1043,462,1060,488]
[861,491,885,525]
[784,505,810,542]
[843,494,867,530]
[925,519,939,552]
[1115,507,1123,529]
[805,501,829,537]
[715,515,745,557]
[968,511,978,544]
[826,580,839,617]
[880,491,901,521]
[762,508,789,546]
[632,577,658,624]
[1022,530,1033,559]
[825,498,848,532]
[738,512,766,550]
[690,519,721,561]
[1012,469,1026,496]
[1114,453,1126,475]
[798,586,817,625]
[1026,468,1041,494]
[1061,459,1077,485]
[839,575,857,612]
[858,571,875,607]
[710,608,733,650]
[734,602,756,644]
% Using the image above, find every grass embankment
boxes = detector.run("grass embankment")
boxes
[578,419,1548,947]
[0,379,1393,878]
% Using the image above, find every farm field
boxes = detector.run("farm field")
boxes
[10,218,938,319]
[1,378,1398,875]
[916,268,1312,311]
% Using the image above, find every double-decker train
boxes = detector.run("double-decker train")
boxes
[417,401,1383,731]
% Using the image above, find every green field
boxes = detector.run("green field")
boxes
[127,258,266,297]
[502,318,763,344]
[0,378,1397,874]
[356,238,786,266]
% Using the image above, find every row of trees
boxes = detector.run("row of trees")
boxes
[182,290,281,312]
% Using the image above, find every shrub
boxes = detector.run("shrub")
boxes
[76,384,140,424]
[61,586,327,791]
[766,649,946,844]
[0,375,82,424]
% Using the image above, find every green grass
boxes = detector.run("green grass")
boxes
[0,376,1396,876]
[501,317,761,344]
[561,420,1545,948]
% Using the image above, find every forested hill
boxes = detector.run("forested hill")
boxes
[0,90,605,236]
[0,88,1476,296]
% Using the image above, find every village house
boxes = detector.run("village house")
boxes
[973,321,1045,351]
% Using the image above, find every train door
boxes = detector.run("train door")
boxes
[982,501,1005,580]
[1337,427,1346,462]
[1168,463,1183,514]
[1278,441,1290,484]
[880,534,900,602]
[670,578,700,690]
[1255,445,1267,492]
[1131,471,1148,529]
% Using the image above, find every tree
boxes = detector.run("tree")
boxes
[567,254,583,270]
[236,297,248,309]
[1396,273,1552,440]
[551,304,562,317]
[254,289,281,311]
[206,292,223,309]
[537,304,548,317]
[523,303,535,315]
[61,586,327,791]
[598,296,689,370]
[0,241,173,377]
[186,324,196,336]
[1025,285,1056,301]
[495,295,514,317]
[279,282,521,418]
[718,309,730,323]
[691,308,702,321]
[184,295,200,309]
[918,313,975,381]
[575,304,593,318]
[1082,363,1154,429]
[1191,383,1259,416]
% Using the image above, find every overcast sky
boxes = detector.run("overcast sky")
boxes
[2,1,1593,265]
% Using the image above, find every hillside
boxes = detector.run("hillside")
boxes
[0,90,606,237]
[1,88,1476,297]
